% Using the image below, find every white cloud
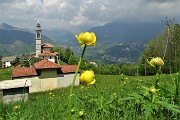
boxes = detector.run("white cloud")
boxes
[0,0,180,33]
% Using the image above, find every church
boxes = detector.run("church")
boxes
[32,22,59,63]
[10,22,79,93]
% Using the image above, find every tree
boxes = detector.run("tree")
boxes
[64,47,73,63]
[138,23,180,75]
[170,24,180,72]
[68,55,78,65]
[53,47,74,64]
[20,54,30,67]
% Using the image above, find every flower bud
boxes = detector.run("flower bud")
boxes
[149,86,156,94]
[79,111,85,117]
[13,105,20,110]
[148,57,164,67]
[71,108,75,114]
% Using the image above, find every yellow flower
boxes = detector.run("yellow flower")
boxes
[14,105,20,110]
[149,86,156,94]
[76,32,96,46]
[79,70,96,85]
[148,57,164,67]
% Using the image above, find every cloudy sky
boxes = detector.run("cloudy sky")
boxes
[0,0,180,33]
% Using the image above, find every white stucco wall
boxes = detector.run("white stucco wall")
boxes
[40,56,55,62]
[12,73,79,93]
[13,77,40,93]
[41,78,57,91]
[29,77,41,93]
[57,73,79,88]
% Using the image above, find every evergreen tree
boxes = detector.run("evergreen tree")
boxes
[68,55,78,65]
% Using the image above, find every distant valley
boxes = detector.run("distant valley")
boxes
[84,21,164,63]
[0,21,164,63]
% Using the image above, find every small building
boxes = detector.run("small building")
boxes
[0,79,31,104]
[12,59,79,93]
[1,56,18,68]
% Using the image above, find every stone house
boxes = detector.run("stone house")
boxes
[12,59,79,93]
[1,56,18,68]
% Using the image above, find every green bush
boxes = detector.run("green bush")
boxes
[121,64,139,76]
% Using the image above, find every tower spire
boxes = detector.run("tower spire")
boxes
[35,21,42,57]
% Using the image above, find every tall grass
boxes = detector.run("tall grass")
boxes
[0,74,179,119]
[0,67,12,81]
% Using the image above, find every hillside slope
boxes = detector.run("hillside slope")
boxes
[0,23,54,56]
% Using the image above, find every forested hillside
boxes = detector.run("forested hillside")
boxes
[139,24,180,75]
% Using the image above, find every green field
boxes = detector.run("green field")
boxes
[0,67,12,81]
[0,74,179,120]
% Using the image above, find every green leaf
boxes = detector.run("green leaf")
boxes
[155,101,180,113]
[142,102,153,119]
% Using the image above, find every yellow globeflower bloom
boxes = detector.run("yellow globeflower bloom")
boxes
[148,57,164,67]
[76,32,96,46]
[79,70,96,85]
[149,86,157,94]
[13,105,20,110]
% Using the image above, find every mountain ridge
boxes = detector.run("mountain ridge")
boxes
[0,22,164,63]
[88,21,164,43]
[0,23,54,56]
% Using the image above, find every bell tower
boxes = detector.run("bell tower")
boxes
[35,21,42,57]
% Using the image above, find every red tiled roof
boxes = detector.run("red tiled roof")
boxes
[34,59,61,69]
[12,67,37,78]
[38,51,56,56]
[60,65,77,73]
[42,43,53,48]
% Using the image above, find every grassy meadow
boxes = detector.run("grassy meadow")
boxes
[0,73,179,120]
[0,67,12,81]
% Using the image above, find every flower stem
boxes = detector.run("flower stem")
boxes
[100,96,104,120]
[68,44,87,120]
[155,67,160,89]
[93,84,98,93]
[151,94,155,103]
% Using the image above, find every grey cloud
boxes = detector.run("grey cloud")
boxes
[148,0,178,3]
[0,0,180,33]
